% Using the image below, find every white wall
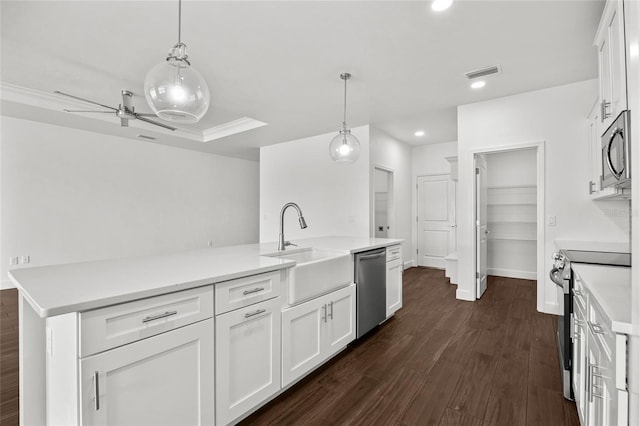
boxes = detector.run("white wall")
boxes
[457,79,630,313]
[259,126,371,244]
[1,117,260,289]
[369,127,413,267]
[486,149,537,187]
[411,141,458,266]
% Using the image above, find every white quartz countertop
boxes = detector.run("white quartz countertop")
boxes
[571,263,632,334]
[9,236,402,318]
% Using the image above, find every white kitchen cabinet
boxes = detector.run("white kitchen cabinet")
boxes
[572,299,587,424]
[386,257,402,318]
[281,284,355,387]
[46,286,215,426]
[215,297,281,426]
[595,0,627,132]
[80,318,214,426]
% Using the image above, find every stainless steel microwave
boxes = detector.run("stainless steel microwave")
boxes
[601,110,631,189]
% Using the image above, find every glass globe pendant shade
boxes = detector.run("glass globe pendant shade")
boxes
[329,128,360,163]
[144,43,210,124]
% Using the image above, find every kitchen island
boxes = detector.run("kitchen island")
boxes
[10,236,403,426]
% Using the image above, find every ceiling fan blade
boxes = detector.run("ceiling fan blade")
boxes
[136,115,177,131]
[63,109,114,113]
[120,117,128,127]
[54,91,118,111]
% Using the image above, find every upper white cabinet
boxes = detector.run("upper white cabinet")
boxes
[595,0,627,133]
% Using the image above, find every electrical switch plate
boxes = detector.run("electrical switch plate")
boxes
[548,216,557,226]
[9,256,18,266]
[21,255,30,264]
[207,241,213,247]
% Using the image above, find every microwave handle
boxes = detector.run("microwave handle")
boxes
[605,127,625,179]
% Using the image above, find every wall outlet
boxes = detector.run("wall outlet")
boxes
[9,256,18,266]
[207,241,213,248]
[547,216,557,226]
[21,255,30,264]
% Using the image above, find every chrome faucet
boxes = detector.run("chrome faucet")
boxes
[278,202,307,251]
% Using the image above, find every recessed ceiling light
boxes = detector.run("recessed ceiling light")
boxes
[432,0,453,12]
[471,80,486,89]
[415,130,425,137]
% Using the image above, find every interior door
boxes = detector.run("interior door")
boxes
[475,155,488,298]
[417,174,455,268]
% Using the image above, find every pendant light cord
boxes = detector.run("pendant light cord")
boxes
[177,0,182,44]
[343,76,347,126]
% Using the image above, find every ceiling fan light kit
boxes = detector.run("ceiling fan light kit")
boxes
[329,72,360,164]
[144,0,210,124]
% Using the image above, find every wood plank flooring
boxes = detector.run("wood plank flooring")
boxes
[242,267,579,426]
[0,289,19,426]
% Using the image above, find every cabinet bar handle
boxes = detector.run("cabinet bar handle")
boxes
[243,287,265,295]
[244,309,266,319]
[94,371,100,411]
[322,304,327,323]
[142,311,178,323]
[329,301,334,320]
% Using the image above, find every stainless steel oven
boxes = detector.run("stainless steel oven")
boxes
[549,249,631,401]
[601,110,631,189]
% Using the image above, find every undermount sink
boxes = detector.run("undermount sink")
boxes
[266,248,352,305]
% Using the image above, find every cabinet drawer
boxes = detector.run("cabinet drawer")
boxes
[386,245,402,262]
[215,270,282,315]
[80,285,214,357]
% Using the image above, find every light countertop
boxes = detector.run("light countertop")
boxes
[571,263,631,334]
[554,239,630,253]
[9,236,402,318]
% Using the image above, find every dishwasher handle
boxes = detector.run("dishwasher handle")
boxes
[358,250,386,261]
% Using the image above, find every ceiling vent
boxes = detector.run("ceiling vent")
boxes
[464,65,501,80]
[136,134,157,140]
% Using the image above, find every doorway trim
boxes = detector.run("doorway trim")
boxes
[469,140,546,311]
[371,164,395,238]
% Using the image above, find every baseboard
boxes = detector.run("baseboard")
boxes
[487,268,536,280]
[403,260,415,270]
[456,287,475,301]
[0,280,15,290]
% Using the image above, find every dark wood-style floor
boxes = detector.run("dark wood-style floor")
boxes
[242,267,579,426]
[0,289,19,426]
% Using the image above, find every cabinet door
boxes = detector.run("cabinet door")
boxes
[215,297,281,425]
[572,309,587,424]
[325,285,356,358]
[597,0,627,131]
[386,259,403,317]
[80,319,214,426]
[586,328,603,426]
[281,296,325,387]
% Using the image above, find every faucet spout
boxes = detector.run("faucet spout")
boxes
[278,202,307,251]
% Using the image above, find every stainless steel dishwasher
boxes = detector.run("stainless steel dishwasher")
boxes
[355,248,387,338]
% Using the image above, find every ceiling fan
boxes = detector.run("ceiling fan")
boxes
[54,90,177,131]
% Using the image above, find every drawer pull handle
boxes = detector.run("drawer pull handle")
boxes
[245,309,266,319]
[142,311,178,323]
[94,371,100,411]
[328,301,334,320]
[243,287,266,295]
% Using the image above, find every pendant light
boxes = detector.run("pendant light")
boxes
[144,0,210,123]
[329,73,360,163]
